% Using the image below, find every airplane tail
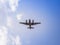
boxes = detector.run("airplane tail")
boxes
[28,27,34,29]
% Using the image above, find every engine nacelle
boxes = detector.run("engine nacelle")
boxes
[32,20,34,23]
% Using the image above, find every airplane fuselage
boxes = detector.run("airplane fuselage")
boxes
[28,19,32,28]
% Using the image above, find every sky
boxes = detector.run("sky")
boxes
[0,0,60,45]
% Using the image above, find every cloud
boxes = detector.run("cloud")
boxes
[0,0,4,3]
[0,0,6,3]
[0,26,8,45]
[11,35,22,45]
[0,0,20,12]
[16,14,22,20]
[15,35,22,45]
[7,16,13,28]
[0,0,22,45]
[8,0,19,12]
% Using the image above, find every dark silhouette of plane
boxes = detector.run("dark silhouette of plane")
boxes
[19,19,41,29]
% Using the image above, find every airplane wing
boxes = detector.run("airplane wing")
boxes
[19,22,29,25]
[31,22,41,25]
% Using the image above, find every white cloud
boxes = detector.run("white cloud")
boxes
[0,0,4,3]
[11,36,15,45]
[9,0,19,12]
[11,35,22,45]
[7,16,13,28]
[0,0,20,12]
[0,26,8,45]
[16,14,22,20]
[0,0,5,3]
[15,35,22,45]
[0,0,22,45]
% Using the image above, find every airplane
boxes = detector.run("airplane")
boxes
[19,19,41,29]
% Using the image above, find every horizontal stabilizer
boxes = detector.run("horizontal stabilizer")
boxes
[28,27,34,29]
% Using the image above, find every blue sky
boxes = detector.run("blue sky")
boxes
[18,0,60,45]
[0,0,60,45]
